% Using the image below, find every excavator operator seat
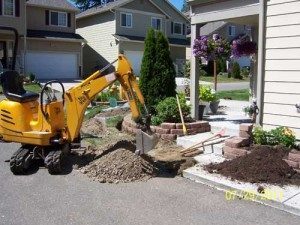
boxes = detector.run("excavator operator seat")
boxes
[0,71,39,103]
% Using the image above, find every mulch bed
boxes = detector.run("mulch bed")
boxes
[205,145,300,185]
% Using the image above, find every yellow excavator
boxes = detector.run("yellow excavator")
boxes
[0,26,157,175]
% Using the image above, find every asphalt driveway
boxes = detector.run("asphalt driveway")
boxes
[0,142,299,225]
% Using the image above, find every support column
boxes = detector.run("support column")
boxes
[190,24,201,120]
[257,0,267,125]
[250,26,259,100]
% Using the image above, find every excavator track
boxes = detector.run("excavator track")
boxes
[45,150,62,175]
[10,147,30,175]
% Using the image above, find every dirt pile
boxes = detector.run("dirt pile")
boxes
[80,141,157,183]
[77,138,196,183]
[81,118,106,137]
[205,145,300,185]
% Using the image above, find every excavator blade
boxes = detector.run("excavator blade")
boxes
[135,130,158,155]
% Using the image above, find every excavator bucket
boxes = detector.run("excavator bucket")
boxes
[135,130,158,155]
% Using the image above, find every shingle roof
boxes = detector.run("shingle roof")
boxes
[113,34,190,46]
[27,29,84,40]
[76,0,132,19]
[26,0,79,12]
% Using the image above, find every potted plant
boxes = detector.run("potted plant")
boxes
[209,91,220,114]
[199,86,214,116]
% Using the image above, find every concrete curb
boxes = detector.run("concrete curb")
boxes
[183,168,300,217]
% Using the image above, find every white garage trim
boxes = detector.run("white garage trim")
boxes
[25,51,80,80]
[124,50,143,76]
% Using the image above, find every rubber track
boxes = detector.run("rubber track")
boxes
[10,147,30,175]
[45,151,62,175]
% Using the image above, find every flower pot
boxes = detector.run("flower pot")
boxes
[201,101,210,115]
[210,100,220,114]
[198,104,206,120]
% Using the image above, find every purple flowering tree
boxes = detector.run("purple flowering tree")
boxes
[193,34,231,91]
[231,37,257,58]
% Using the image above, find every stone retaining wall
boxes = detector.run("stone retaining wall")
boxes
[122,115,211,141]
[223,123,300,174]
[284,150,300,173]
[223,123,253,159]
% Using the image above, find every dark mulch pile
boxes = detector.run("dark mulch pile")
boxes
[205,145,300,185]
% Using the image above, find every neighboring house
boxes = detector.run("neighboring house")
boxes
[0,0,84,80]
[76,0,190,77]
[188,0,300,139]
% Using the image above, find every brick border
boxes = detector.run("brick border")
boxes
[122,115,211,141]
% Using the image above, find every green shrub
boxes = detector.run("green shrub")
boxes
[231,62,241,79]
[241,67,250,77]
[154,95,190,123]
[151,116,163,126]
[253,126,296,149]
[96,91,119,102]
[199,86,217,102]
[29,73,35,82]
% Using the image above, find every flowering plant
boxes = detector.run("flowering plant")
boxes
[231,37,257,58]
[193,34,231,61]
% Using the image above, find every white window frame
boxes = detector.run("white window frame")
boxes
[2,0,15,17]
[228,25,236,37]
[50,11,68,27]
[120,12,133,28]
[173,22,183,35]
[151,17,162,31]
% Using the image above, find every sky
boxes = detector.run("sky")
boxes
[170,0,184,10]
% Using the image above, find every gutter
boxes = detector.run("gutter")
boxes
[24,37,86,44]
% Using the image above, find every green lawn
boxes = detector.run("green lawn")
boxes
[0,83,41,94]
[200,76,250,83]
[217,89,250,101]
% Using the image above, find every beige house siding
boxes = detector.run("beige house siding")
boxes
[116,0,166,38]
[77,11,118,76]
[27,6,76,33]
[151,0,187,39]
[0,0,26,35]
[263,0,300,138]
[120,41,144,52]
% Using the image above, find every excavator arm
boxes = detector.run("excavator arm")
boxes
[64,55,149,142]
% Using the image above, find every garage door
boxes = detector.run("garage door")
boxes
[124,51,143,76]
[25,52,78,80]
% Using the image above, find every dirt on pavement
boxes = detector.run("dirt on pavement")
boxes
[205,145,300,185]
[76,116,196,183]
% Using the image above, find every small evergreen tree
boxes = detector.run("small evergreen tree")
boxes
[147,31,176,108]
[232,61,241,79]
[139,29,156,107]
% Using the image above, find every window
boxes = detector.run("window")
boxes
[173,22,183,35]
[50,11,67,27]
[3,0,15,16]
[120,13,132,28]
[151,17,162,30]
[228,26,236,36]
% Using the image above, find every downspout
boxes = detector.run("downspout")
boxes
[257,0,267,125]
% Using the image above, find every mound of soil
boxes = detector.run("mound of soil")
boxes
[98,107,129,117]
[81,146,157,183]
[205,145,300,185]
[81,118,106,137]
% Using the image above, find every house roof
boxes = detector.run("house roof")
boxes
[26,0,79,12]
[76,0,133,19]
[113,34,190,46]
[27,29,84,41]
[76,0,189,21]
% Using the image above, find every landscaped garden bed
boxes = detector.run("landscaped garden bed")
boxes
[205,123,300,185]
